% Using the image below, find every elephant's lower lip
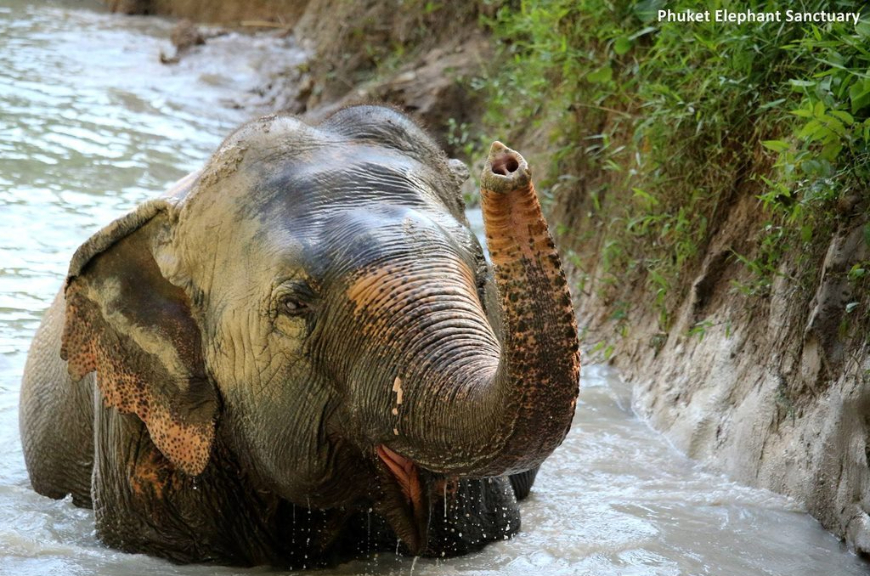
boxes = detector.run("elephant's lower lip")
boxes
[375,444,428,553]
[376,445,423,510]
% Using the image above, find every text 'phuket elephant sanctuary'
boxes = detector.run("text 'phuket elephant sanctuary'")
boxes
[19,105,580,568]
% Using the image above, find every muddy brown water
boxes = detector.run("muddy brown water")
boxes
[0,1,868,575]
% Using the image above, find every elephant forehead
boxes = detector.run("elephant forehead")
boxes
[307,207,470,272]
[243,144,446,219]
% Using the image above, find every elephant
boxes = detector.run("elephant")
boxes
[18,105,580,568]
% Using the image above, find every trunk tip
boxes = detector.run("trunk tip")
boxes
[482,141,531,194]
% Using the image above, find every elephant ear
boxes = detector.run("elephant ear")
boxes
[61,199,217,476]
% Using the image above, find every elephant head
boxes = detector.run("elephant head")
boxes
[60,106,580,554]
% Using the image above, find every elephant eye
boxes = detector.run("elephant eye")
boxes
[273,280,317,318]
[279,296,307,316]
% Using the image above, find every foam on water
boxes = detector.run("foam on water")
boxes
[0,2,867,575]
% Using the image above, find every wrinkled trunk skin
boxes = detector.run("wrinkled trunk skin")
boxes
[354,143,581,477]
[474,142,581,474]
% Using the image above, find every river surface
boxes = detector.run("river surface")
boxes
[0,2,868,575]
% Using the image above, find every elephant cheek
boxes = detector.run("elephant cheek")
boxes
[272,316,307,342]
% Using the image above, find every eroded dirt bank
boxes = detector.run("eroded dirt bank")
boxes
[569,184,870,554]
[108,0,870,555]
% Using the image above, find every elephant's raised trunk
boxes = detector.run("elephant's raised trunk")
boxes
[471,141,581,474]
[368,142,580,478]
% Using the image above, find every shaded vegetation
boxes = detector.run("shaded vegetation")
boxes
[467,0,870,349]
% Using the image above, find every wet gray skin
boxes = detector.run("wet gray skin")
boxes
[1,1,869,575]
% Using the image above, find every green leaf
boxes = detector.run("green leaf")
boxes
[587,65,613,84]
[829,110,855,125]
[819,115,846,137]
[628,26,658,41]
[762,140,790,152]
[801,159,822,175]
[759,98,786,110]
[614,36,632,55]
[633,0,666,23]
[800,224,813,243]
[849,79,870,114]
[632,187,659,206]
[798,119,822,140]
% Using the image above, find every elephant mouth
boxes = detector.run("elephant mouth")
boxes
[375,444,431,554]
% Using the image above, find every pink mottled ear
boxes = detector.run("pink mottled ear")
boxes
[61,200,217,475]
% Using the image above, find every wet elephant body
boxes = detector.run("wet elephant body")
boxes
[19,106,580,567]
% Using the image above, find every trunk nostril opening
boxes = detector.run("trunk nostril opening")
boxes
[491,153,520,176]
[482,142,530,194]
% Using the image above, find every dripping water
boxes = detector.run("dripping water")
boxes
[443,482,447,520]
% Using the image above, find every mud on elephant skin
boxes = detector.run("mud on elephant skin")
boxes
[18,105,581,567]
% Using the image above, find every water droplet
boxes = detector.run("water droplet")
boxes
[444,482,448,520]
[366,509,371,554]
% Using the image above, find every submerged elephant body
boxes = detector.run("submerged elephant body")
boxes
[19,106,580,567]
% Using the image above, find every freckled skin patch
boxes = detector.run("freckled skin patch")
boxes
[346,265,395,311]
[61,234,216,477]
[392,376,403,405]
[345,256,483,339]
[128,447,171,501]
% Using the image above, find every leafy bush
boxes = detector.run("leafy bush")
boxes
[479,0,869,333]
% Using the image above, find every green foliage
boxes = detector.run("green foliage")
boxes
[756,12,870,271]
[479,0,869,335]
[688,319,713,342]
